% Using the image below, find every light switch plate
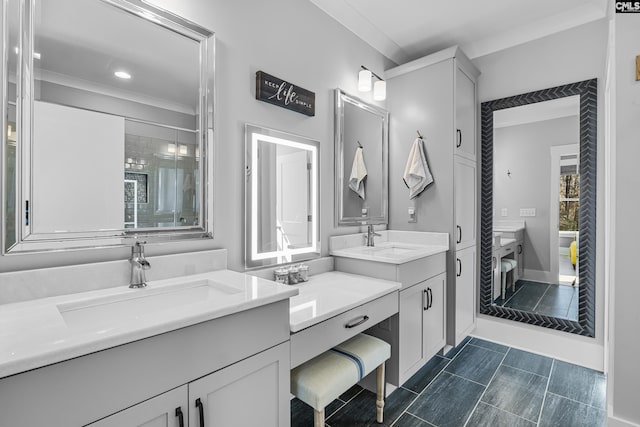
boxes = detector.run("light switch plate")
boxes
[408,207,417,223]
[501,208,508,217]
[520,208,536,217]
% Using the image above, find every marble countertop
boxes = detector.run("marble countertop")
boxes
[289,271,400,333]
[330,230,448,264]
[0,270,297,379]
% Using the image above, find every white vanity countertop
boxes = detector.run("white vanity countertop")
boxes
[0,269,298,379]
[330,230,448,264]
[289,271,400,333]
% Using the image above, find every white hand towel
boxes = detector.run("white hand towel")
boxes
[403,137,434,199]
[348,146,367,199]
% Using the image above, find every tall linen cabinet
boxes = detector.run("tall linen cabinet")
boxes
[386,46,479,347]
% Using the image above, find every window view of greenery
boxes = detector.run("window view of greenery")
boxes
[559,173,579,231]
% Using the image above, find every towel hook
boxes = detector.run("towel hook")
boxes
[357,141,363,148]
[417,130,424,139]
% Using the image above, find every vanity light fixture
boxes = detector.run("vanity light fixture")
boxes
[167,143,176,154]
[114,70,132,80]
[179,144,188,155]
[7,124,11,138]
[358,65,386,100]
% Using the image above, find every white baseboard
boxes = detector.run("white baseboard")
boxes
[608,414,640,427]
[522,269,555,284]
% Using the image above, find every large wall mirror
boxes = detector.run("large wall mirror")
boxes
[480,79,597,337]
[334,89,389,226]
[2,0,214,253]
[244,124,320,269]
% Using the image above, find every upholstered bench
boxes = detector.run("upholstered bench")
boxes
[500,258,518,298]
[291,333,391,426]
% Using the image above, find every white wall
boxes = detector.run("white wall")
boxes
[494,116,578,278]
[472,18,608,370]
[0,0,392,276]
[609,11,640,426]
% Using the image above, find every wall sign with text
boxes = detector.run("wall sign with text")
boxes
[255,71,315,117]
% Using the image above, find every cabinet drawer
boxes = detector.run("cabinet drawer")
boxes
[398,252,446,289]
[290,291,398,368]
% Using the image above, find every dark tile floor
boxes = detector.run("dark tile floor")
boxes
[494,280,579,321]
[291,336,606,427]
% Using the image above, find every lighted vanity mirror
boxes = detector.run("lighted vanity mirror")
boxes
[1,0,214,253]
[244,124,320,269]
[480,79,597,337]
[334,89,389,226]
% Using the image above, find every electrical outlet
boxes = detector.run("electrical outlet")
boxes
[520,208,536,217]
[408,207,417,223]
[361,207,368,217]
[501,208,508,217]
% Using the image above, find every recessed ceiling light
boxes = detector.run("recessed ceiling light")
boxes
[114,71,131,80]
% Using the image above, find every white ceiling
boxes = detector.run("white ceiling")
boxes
[309,0,608,64]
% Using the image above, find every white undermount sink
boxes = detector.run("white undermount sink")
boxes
[330,231,449,264]
[57,279,242,331]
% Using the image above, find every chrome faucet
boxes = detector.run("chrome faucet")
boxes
[129,241,151,288]
[364,224,381,247]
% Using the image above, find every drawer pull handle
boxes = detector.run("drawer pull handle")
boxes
[423,289,428,311]
[345,315,369,328]
[517,244,522,254]
[175,407,185,427]
[428,287,433,309]
[457,258,462,277]
[457,225,462,244]
[456,129,462,148]
[196,398,205,427]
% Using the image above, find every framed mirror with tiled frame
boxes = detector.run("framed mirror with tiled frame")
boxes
[479,79,597,337]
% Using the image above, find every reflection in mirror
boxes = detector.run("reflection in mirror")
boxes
[334,89,389,226]
[491,96,579,321]
[2,0,214,253]
[480,79,597,337]
[245,124,320,269]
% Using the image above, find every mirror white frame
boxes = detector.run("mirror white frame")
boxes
[1,0,215,253]
[244,124,320,269]
[334,89,389,226]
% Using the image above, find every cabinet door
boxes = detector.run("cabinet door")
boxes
[87,385,188,427]
[422,273,446,359]
[399,283,427,377]
[455,156,476,250]
[455,67,476,160]
[188,342,290,427]
[455,246,476,346]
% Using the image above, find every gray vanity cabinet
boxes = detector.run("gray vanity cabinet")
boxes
[87,343,289,427]
[399,272,446,378]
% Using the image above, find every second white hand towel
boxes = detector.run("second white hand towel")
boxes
[403,137,434,199]
[349,145,367,199]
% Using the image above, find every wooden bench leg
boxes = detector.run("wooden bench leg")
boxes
[376,363,385,423]
[314,408,324,427]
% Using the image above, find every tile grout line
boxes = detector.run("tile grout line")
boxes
[462,346,510,427]
[481,401,539,425]
[500,362,551,380]
[536,358,555,426]
[501,280,523,306]
[390,339,473,426]
[446,371,491,388]
[465,342,509,356]
[545,391,607,411]
[394,411,438,427]
[324,386,364,423]
[531,284,551,312]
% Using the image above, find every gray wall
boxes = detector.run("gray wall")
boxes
[0,0,392,274]
[471,18,608,369]
[387,59,455,232]
[610,12,640,426]
[494,116,578,276]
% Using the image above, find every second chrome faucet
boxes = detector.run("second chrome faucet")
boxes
[364,224,381,247]
[129,241,151,288]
